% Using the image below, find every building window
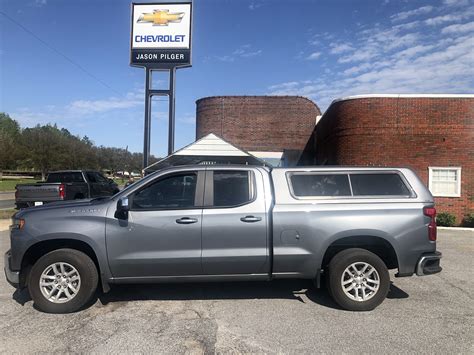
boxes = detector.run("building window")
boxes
[428,167,461,197]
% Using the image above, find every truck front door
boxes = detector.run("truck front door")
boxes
[201,169,269,275]
[106,170,204,277]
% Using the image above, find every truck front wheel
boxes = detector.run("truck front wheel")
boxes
[28,249,98,313]
[327,248,390,311]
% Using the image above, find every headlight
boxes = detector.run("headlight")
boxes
[10,218,25,230]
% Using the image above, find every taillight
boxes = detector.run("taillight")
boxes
[59,184,65,200]
[423,207,437,241]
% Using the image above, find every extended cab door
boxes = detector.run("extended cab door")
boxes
[201,168,270,275]
[105,170,205,278]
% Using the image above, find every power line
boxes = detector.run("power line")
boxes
[0,10,124,97]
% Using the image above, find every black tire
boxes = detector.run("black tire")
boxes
[74,194,85,200]
[28,248,98,313]
[328,248,390,311]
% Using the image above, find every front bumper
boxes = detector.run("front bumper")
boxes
[416,251,442,276]
[4,250,20,288]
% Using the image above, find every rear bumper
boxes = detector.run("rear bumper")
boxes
[4,250,20,288]
[416,251,442,276]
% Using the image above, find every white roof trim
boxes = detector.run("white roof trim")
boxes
[330,93,474,105]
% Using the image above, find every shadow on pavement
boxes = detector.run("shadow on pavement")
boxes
[387,282,409,299]
[11,279,409,311]
[12,288,31,305]
[98,279,342,310]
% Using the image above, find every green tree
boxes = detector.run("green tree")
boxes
[0,113,21,170]
[22,124,64,179]
[1,112,159,175]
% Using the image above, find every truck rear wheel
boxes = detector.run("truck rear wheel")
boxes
[28,249,98,313]
[327,248,390,311]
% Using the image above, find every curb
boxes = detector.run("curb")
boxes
[437,227,473,231]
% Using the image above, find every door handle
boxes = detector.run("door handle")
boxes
[176,217,198,224]
[240,215,262,223]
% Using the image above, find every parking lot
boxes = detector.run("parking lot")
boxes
[0,226,472,353]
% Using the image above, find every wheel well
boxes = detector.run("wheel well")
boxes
[21,239,100,287]
[321,236,398,271]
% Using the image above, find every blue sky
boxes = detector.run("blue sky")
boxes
[1,0,473,156]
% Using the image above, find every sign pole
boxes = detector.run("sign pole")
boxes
[168,67,176,155]
[143,67,152,168]
[130,1,193,170]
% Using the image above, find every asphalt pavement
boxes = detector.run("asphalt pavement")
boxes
[0,228,472,353]
[0,192,15,210]
[0,200,14,210]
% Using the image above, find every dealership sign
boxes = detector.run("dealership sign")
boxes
[130,2,192,67]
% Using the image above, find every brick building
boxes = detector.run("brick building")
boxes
[299,94,474,225]
[196,96,321,166]
[195,94,473,225]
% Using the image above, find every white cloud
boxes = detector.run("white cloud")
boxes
[69,97,140,115]
[11,89,145,127]
[394,44,435,59]
[249,1,264,10]
[215,45,263,62]
[343,63,373,76]
[338,48,377,63]
[268,6,474,111]
[306,52,321,60]
[393,20,421,30]
[34,0,47,7]
[443,0,469,6]
[178,114,196,124]
[425,6,474,25]
[441,21,474,33]
[329,43,354,54]
[391,5,434,22]
[268,82,300,91]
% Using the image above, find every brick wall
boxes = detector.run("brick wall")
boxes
[302,96,474,225]
[196,96,320,152]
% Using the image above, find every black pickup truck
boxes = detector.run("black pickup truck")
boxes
[15,170,120,209]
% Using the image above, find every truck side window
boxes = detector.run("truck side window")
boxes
[86,172,97,183]
[213,170,254,207]
[350,173,410,196]
[70,173,85,182]
[131,173,197,210]
[290,174,351,197]
[93,172,107,183]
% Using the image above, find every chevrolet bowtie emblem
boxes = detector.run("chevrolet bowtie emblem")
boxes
[137,9,185,26]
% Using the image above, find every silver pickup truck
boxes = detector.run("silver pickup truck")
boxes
[5,165,441,313]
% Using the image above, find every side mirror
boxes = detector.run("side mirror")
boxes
[115,197,130,219]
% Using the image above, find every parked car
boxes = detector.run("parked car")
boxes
[15,170,120,209]
[5,165,441,313]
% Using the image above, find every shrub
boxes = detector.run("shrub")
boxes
[462,213,474,228]
[436,212,456,227]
